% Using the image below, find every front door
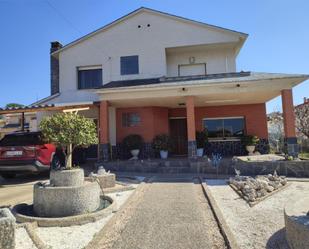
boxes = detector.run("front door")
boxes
[169,118,187,156]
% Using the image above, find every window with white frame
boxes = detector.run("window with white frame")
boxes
[203,117,245,139]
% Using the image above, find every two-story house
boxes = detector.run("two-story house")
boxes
[3,7,308,160]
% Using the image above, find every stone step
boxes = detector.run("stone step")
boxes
[158,167,191,174]
[161,160,190,168]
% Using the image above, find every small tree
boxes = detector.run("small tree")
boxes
[40,113,98,169]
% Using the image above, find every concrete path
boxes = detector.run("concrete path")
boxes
[109,176,226,249]
[0,174,48,207]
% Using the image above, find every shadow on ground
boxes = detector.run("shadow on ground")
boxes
[266,228,290,249]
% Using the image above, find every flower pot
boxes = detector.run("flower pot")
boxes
[246,145,255,156]
[160,150,168,159]
[130,149,140,160]
[196,148,204,157]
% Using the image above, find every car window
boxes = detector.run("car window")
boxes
[0,133,44,146]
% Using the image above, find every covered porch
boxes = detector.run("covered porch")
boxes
[96,72,308,161]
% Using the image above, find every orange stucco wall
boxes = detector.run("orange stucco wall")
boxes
[169,103,268,139]
[116,103,268,142]
[116,107,169,143]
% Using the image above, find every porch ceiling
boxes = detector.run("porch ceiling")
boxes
[97,73,308,108]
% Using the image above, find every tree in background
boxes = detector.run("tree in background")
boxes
[5,103,25,109]
[295,104,309,139]
[40,113,98,169]
[267,111,284,153]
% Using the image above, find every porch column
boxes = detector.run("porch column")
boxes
[281,89,298,157]
[186,96,197,157]
[99,100,110,161]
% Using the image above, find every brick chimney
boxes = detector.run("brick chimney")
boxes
[304,97,308,104]
[50,41,63,95]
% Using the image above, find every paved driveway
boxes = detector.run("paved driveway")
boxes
[101,176,227,249]
[0,174,48,207]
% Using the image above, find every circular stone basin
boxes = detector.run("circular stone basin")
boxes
[33,181,100,217]
[285,197,309,249]
[13,195,115,227]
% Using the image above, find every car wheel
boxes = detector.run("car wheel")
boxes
[1,173,16,179]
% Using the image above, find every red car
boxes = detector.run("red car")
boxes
[0,131,56,178]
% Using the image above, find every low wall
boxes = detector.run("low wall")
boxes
[234,160,309,177]
[104,157,309,177]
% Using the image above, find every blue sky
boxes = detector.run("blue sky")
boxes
[0,0,308,113]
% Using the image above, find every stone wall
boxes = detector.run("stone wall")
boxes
[233,160,309,177]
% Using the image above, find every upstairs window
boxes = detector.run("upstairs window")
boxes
[78,66,102,89]
[121,56,139,75]
[203,117,245,139]
[122,113,141,127]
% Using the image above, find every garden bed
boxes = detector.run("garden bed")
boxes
[205,178,309,249]
[228,173,288,206]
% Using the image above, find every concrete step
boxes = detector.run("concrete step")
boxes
[158,167,191,174]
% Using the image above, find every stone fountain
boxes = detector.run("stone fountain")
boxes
[34,169,100,217]
[14,168,115,227]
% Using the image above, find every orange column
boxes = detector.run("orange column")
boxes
[99,100,109,144]
[281,89,296,138]
[186,96,196,157]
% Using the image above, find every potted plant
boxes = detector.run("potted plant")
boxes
[241,135,260,155]
[122,134,144,160]
[152,134,171,159]
[196,129,208,157]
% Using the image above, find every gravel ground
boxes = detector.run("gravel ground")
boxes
[36,190,135,249]
[206,179,309,249]
[16,227,37,249]
[108,176,226,249]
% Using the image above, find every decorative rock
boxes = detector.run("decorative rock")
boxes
[266,186,274,192]
[50,168,84,187]
[229,172,287,203]
[0,208,15,249]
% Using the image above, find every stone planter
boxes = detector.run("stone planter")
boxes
[285,197,309,249]
[196,148,204,157]
[95,173,116,189]
[130,149,140,160]
[246,145,255,155]
[0,208,15,249]
[160,150,168,159]
[50,168,84,187]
